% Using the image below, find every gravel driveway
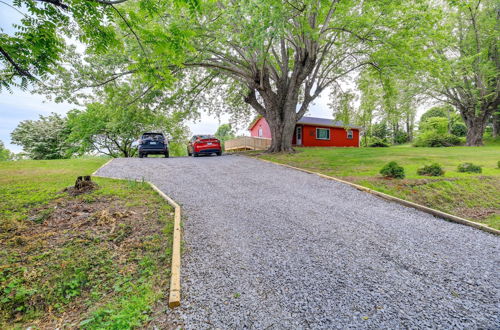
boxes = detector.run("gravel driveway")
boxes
[95,155,499,329]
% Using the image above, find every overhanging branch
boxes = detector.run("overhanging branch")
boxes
[0,46,35,79]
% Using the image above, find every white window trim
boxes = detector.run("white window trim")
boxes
[347,129,353,139]
[258,126,263,137]
[316,128,330,140]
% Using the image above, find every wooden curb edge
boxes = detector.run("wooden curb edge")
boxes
[149,183,182,308]
[252,156,500,236]
[91,159,182,308]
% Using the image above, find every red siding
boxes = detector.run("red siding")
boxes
[249,117,272,139]
[300,125,359,147]
[249,118,359,147]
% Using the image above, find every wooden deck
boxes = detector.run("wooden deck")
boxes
[224,136,271,151]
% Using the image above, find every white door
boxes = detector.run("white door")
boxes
[296,126,302,145]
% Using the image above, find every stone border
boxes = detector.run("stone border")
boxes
[92,159,182,308]
[254,157,500,236]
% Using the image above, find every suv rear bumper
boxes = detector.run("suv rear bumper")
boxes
[195,148,221,154]
[139,148,168,154]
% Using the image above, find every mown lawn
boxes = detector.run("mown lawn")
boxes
[254,139,500,230]
[0,158,174,329]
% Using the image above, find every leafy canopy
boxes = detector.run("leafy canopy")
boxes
[0,141,13,161]
[0,0,198,90]
[10,113,73,159]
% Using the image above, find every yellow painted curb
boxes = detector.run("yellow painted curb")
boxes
[253,157,500,236]
[92,159,182,308]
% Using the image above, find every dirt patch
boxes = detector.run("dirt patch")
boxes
[346,176,459,187]
[455,207,499,221]
[1,187,173,328]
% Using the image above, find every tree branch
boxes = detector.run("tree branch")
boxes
[0,46,35,79]
[244,89,266,115]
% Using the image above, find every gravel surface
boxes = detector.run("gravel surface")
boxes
[96,155,500,329]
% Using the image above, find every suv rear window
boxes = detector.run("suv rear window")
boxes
[142,133,164,141]
[195,135,214,140]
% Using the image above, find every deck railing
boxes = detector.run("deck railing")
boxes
[224,136,272,151]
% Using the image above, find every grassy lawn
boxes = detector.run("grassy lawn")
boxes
[0,158,174,329]
[253,138,500,230]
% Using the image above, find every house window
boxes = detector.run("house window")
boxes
[316,128,330,140]
[258,126,263,137]
[347,130,353,139]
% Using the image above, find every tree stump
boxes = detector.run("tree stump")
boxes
[65,176,97,195]
[75,176,93,190]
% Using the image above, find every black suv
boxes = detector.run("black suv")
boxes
[138,133,169,158]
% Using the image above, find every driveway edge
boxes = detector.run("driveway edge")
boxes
[253,157,500,236]
[92,159,183,308]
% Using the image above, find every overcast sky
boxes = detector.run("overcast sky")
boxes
[0,87,333,153]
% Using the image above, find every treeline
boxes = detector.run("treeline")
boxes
[7,108,189,160]
[1,0,498,151]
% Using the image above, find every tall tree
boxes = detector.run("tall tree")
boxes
[329,89,357,126]
[11,113,72,159]
[421,0,499,146]
[347,69,419,145]
[356,71,383,146]
[153,0,429,152]
[65,76,190,157]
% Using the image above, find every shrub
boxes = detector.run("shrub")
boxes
[368,137,390,147]
[450,122,467,137]
[497,160,500,169]
[457,162,482,173]
[380,161,405,179]
[413,131,462,147]
[418,117,449,135]
[417,163,445,176]
[394,131,409,145]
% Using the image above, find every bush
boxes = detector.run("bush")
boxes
[497,160,500,169]
[413,131,463,147]
[457,163,482,173]
[368,137,390,147]
[450,122,467,137]
[380,161,405,179]
[420,105,452,122]
[394,131,409,145]
[417,163,445,176]
[418,117,449,135]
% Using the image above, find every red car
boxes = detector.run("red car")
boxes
[187,135,222,157]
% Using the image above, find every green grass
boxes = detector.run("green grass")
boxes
[0,158,174,329]
[254,139,500,230]
[0,158,107,229]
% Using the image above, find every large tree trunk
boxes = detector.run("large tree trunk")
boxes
[464,117,486,146]
[459,104,494,146]
[266,106,297,153]
[493,112,500,138]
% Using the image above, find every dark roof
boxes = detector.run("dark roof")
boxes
[297,116,360,129]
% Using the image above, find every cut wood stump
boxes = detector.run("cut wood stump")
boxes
[64,176,98,195]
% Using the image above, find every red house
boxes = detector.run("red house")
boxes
[249,116,360,147]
